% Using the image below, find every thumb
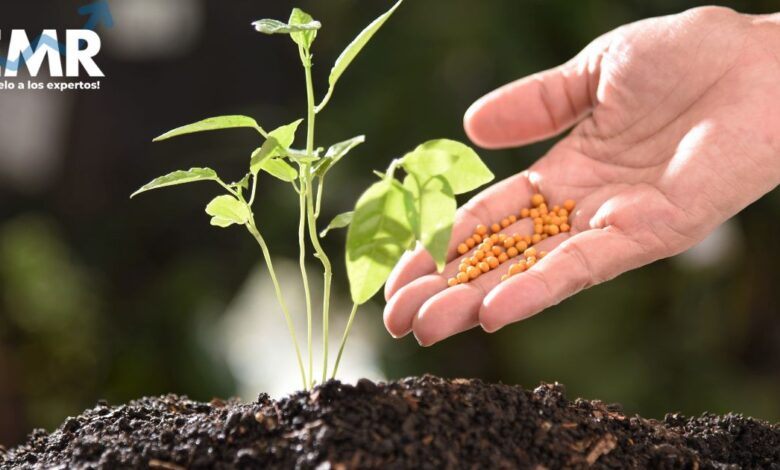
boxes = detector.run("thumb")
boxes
[464,47,601,149]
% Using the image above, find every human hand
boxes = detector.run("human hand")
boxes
[383,7,780,345]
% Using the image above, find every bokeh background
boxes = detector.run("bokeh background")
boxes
[1,0,779,447]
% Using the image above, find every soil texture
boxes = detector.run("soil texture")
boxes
[3,375,779,469]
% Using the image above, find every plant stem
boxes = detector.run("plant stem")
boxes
[314,177,324,218]
[331,303,359,379]
[246,219,307,388]
[297,173,314,389]
[306,181,332,384]
[302,51,333,384]
[303,52,315,157]
[248,174,259,206]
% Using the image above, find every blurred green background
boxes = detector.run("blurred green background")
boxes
[1,0,778,446]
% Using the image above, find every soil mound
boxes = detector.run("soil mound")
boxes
[3,375,778,469]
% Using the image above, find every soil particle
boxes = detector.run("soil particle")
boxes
[3,376,778,469]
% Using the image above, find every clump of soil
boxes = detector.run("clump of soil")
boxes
[3,376,778,469]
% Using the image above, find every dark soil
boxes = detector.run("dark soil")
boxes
[2,376,778,469]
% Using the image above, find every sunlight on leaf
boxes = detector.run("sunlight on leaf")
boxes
[253,18,321,35]
[153,116,263,142]
[318,0,403,111]
[131,168,219,198]
[314,135,365,177]
[320,211,354,237]
[262,158,298,182]
[404,175,455,271]
[410,139,494,194]
[346,180,414,304]
[205,195,250,228]
[250,119,303,175]
[288,8,318,49]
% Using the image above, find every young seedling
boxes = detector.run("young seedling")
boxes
[132,1,494,389]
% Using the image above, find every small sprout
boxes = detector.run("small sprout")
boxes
[135,1,411,389]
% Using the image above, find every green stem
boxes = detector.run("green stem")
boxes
[246,219,307,388]
[304,52,315,157]
[314,87,333,115]
[314,177,324,218]
[248,174,259,206]
[331,303,359,379]
[302,47,333,384]
[306,181,332,384]
[297,173,314,389]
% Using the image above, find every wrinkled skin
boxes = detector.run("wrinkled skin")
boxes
[383,7,780,345]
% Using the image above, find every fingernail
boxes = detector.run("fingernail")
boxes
[413,332,433,347]
[480,321,502,334]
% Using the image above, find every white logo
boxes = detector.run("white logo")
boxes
[0,29,104,78]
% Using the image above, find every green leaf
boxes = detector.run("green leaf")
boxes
[131,167,218,198]
[401,147,457,181]
[205,195,250,228]
[253,18,321,35]
[231,173,251,190]
[313,135,365,177]
[153,116,263,142]
[320,211,354,237]
[404,175,456,271]
[287,147,322,163]
[411,139,494,194]
[261,158,298,182]
[250,119,303,175]
[323,0,402,106]
[288,8,318,49]
[346,179,414,304]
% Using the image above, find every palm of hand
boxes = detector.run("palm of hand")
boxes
[383,7,780,345]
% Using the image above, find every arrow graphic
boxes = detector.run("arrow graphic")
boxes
[0,0,113,72]
[78,0,114,30]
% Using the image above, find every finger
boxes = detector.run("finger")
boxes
[384,172,536,300]
[411,233,570,346]
[384,211,552,341]
[383,275,446,338]
[412,284,483,346]
[464,52,598,149]
[479,227,650,332]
